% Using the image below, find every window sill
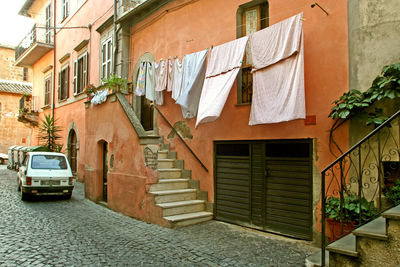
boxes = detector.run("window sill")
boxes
[42,105,51,110]
[58,98,68,103]
[235,103,251,106]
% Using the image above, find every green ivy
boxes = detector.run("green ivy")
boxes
[385,180,400,206]
[329,62,400,126]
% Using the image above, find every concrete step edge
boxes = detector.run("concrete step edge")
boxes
[353,217,388,241]
[157,200,205,209]
[164,211,213,222]
[150,189,196,195]
[158,168,181,172]
[158,179,190,183]
[382,205,400,220]
[326,233,358,258]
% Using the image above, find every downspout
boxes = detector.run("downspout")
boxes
[52,0,56,118]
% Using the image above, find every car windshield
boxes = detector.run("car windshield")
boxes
[31,155,68,169]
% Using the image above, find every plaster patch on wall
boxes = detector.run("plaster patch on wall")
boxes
[144,145,158,170]
[167,121,193,140]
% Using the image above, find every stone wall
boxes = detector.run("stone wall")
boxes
[0,45,32,82]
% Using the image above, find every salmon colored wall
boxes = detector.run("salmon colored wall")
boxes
[84,96,167,225]
[128,0,349,204]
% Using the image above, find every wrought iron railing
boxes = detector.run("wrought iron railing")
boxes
[19,95,39,114]
[15,24,54,61]
[321,109,400,266]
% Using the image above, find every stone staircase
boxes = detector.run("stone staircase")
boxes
[149,143,213,228]
[306,205,400,266]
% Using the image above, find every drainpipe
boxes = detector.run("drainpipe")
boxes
[52,0,56,119]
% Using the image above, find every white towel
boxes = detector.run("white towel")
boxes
[249,13,305,125]
[176,49,208,119]
[145,61,155,101]
[135,62,146,96]
[196,36,248,127]
[171,58,183,101]
[155,60,167,105]
[167,57,173,92]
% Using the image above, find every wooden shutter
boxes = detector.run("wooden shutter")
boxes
[66,65,70,98]
[58,72,61,101]
[83,52,88,89]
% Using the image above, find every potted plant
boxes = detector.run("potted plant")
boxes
[84,84,97,100]
[101,74,129,93]
[385,180,400,206]
[325,195,377,241]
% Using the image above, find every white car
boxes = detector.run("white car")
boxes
[17,152,74,200]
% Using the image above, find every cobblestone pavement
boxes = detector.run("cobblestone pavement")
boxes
[0,166,317,266]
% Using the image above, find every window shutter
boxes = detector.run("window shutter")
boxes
[73,60,77,95]
[83,52,88,89]
[58,72,61,101]
[66,65,70,98]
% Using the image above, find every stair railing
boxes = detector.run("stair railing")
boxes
[152,104,208,173]
[321,109,400,266]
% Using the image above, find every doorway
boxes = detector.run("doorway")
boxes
[68,129,77,174]
[102,141,108,202]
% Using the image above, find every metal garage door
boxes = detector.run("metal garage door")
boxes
[215,140,313,240]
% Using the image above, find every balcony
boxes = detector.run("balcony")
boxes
[18,95,39,126]
[15,24,54,67]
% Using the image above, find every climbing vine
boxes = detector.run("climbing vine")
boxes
[328,62,400,155]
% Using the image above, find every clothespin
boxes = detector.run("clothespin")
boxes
[301,18,306,21]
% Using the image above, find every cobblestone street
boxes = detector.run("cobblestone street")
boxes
[0,166,317,266]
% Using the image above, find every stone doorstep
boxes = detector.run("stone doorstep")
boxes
[353,217,388,241]
[382,205,400,220]
[164,211,213,227]
[151,188,197,203]
[158,150,169,159]
[326,233,358,257]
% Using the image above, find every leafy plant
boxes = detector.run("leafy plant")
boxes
[385,180,400,206]
[84,84,97,96]
[38,114,63,152]
[326,195,377,223]
[101,74,129,93]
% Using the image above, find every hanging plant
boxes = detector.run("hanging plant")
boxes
[101,74,129,93]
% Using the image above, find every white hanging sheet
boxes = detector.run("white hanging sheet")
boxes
[171,58,183,101]
[176,49,208,119]
[167,57,173,92]
[145,61,156,101]
[196,36,248,127]
[249,13,305,125]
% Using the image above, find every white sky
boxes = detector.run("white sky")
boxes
[0,0,34,47]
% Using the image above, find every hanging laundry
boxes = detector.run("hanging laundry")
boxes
[196,36,249,127]
[135,61,146,96]
[155,59,167,105]
[176,49,208,119]
[145,61,156,101]
[167,57,173,92]
[249,13,305,125]
[171,58,183,101]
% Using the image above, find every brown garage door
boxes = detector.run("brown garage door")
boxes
[215,140,313,240]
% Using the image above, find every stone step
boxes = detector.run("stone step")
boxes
[383,205,400,220]
[326,233,358,257]
[158,168,182,179]
[157,159,175,169]
[164,211,213,228]
[304,250,329,267]
[158,200,205,216]
[353,217,388,241]
[151,189,196,204]
[158,150,169,159]
[149,179,189,192]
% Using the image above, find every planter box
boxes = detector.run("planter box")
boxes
[326,218,356,242]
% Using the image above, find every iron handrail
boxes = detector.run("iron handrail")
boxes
[152,104,209,173]
[321,109,400,173]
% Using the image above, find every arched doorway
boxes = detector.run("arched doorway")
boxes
[68,129,78,175]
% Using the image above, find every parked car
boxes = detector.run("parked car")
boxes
[17,152,74,200]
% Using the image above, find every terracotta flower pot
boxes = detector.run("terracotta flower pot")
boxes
[326,218,356,242]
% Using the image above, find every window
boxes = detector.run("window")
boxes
[101,38,112,80]
[44,75,52,106]
[237,1,268,104]
[45,4,52,43]
[58,65,69,101]
[73,52,88,95]
[62,0,69,20]
[23,68,28,81]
